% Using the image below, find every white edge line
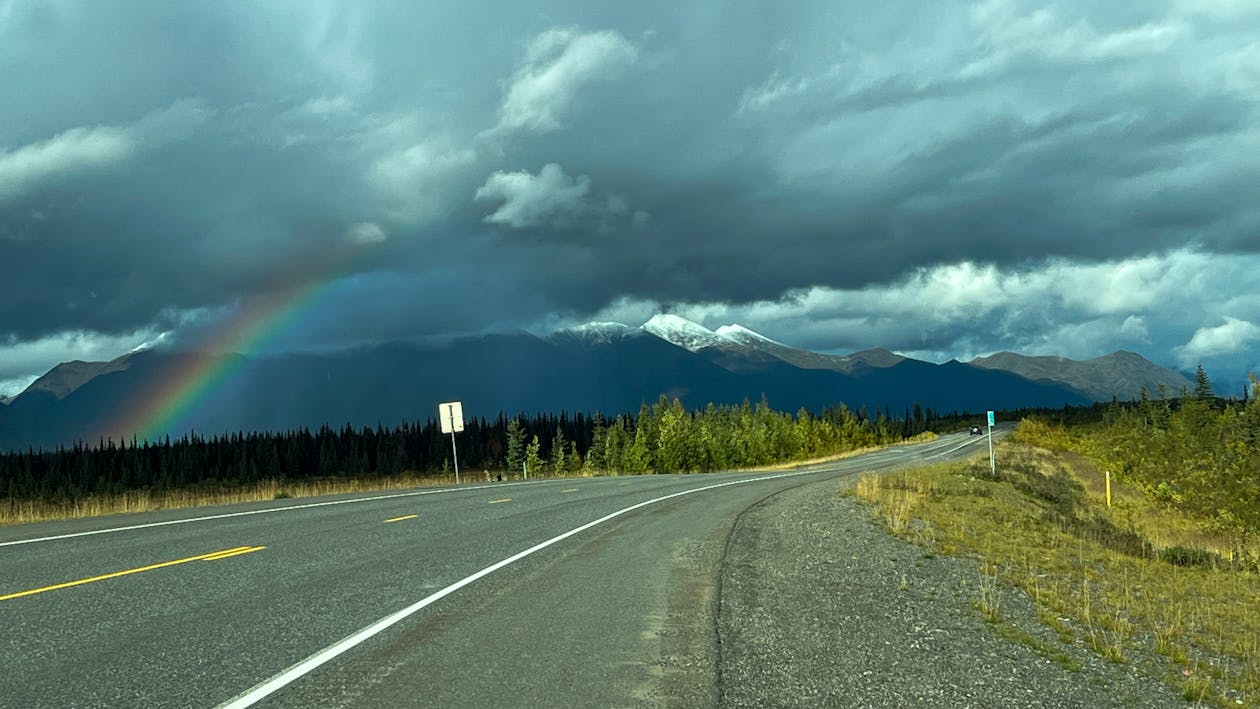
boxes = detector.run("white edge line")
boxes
[928,438,981,459]
[216,469,808,709]
[927,432,998,459]
[0,480,553,548]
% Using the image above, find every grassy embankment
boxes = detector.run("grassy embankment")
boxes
[852,422,1259,707]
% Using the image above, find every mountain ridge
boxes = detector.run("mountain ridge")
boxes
[23,356,136,399]
[968,349,1193,402]
[0,315,1187,451]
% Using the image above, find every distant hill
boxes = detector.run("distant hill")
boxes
[969,351,1193,402]
[22,357,135,399]
[1,315,1181,451]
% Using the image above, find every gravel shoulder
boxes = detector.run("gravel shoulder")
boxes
[716,476,1186,708]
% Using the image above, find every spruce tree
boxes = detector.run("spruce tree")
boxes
[506,419,525,475]
[1194,364,1214,401]
[550,428,567,473]
[603,416,628,473]
[624,425,652,473]
[584,413,608,472]
[525,435,543,478]
[656,397,693,473]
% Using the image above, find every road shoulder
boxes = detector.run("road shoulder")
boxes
[716,477,1184,707]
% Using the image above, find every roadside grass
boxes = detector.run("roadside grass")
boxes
[736,431,939,473]
[2,440,883,527]
[0,467,610,526]
[1,466,648,526]
[851,443,1260,708]
[0,473,452,525]
[1,431,940,527]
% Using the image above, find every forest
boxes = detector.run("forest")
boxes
[0,395,955,504]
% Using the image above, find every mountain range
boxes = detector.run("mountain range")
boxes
[0,314,1192,451]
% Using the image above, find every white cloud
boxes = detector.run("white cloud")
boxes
[1119,315,1149,342]
[370,137,477,222]
[346,221,387,244]
[0,125,134,203]
[299,2,374,93]
[373,139,477,190]
[130,98,212,144]
[475,163,591,228]
[0,327,164,397]
[562,249,1260,373]
[490,27,638,136]
[1177,0,1260,20]
[300,95,355,118]
[474,163,639,231]
[0,99,210,206]
[0,376,36,399]
[961,0,1187,78]
[1176,317,1260,366]
[737,70,823,115]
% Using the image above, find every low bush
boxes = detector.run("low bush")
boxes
[1158,545,1221,569]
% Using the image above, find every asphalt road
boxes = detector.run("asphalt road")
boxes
[0,428,1003,708]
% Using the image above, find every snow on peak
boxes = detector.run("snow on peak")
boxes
[642,314,730,352]
[555,321,636,344]
[560,315,782,353]
[714,324,782,347]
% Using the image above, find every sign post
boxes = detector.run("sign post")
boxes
[438,401,464,485]
[986,410,996,476]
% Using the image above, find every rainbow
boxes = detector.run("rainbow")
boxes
[107,279,327,444]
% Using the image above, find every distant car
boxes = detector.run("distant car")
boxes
[969,425,983,435]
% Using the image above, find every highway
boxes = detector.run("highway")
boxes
[0,429,1001,707]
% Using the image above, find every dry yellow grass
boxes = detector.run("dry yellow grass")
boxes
[0,472,467,526]
[852,443,1260,708]
[0,461,735,527]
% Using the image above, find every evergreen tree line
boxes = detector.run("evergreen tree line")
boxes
[1,395,962,503]
[1,414,581,502]
[506,396,917,476]
[1015,370,1260,539]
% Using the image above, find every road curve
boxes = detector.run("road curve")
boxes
[0,429,1000,707]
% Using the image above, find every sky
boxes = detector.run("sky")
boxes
[3,0,1259,398]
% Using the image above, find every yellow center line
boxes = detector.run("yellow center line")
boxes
[201,546,266,561]
[0,545,266,602]
[384,514,418,523]
[561,488,578,493]
[488,498,512,504]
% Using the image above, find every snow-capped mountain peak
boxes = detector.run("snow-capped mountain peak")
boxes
[714,324,783,347]
[641,314,730,352]
[554,321,637,344]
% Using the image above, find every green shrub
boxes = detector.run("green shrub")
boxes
[1158,545,1220,569]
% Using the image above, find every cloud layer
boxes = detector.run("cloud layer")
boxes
[490,28,638,137]
[2,1,1259,396]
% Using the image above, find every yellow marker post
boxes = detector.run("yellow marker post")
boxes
[1106,471,1112,508]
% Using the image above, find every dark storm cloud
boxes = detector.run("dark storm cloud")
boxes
[3,0,1260,392]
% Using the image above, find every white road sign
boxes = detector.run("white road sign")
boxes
[439,401,465,434]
